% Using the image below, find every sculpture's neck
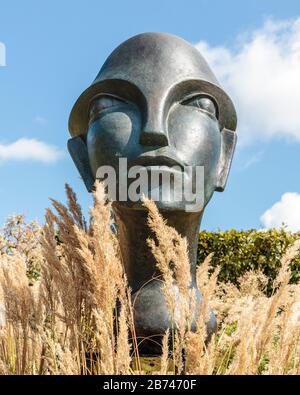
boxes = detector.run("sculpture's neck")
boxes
[113,205,203,293]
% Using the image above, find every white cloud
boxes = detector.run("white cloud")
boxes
[0,138,63,163]
[33,116,47,125]
[195,18,300,144]
[260,192,300,232]
[240,150,264,170]
[0,42,5,66]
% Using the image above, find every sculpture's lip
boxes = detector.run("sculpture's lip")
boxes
[129,154,185,170]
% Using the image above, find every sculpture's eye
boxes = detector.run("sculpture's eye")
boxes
[182,95,218,119]
[89,95,126,122]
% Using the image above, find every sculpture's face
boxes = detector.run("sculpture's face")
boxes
[70,33,237,212]
[87,87,220,212]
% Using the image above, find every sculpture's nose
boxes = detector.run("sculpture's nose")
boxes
[139,97,169,147]
[139,128,169,147]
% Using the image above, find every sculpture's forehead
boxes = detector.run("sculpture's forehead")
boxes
[68,32,237,137]
[96,33,219,96]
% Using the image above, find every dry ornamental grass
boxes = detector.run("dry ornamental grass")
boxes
[0,182,299,375]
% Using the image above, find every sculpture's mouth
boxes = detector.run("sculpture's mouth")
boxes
[129,154,185,171]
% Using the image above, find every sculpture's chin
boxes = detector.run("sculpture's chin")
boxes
[113,199,204,213]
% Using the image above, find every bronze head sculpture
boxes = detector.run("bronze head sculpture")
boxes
[68,32,237,355]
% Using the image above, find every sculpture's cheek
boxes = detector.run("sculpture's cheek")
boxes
[168,105,221,166]
[87,108,142,176]
[168,105,221,202]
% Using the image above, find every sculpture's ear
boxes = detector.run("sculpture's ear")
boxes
[215,128,237,192]
[67,136,95,192]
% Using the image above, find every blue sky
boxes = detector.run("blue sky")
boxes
[0,0,300,231]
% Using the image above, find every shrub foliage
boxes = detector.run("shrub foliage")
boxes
[198,228,300,291]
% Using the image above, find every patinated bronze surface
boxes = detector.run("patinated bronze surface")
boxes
[68,32,237,355]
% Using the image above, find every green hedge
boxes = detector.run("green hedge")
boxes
[197,229,300,292]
